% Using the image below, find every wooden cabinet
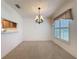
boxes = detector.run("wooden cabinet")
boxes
[1,18,17,28]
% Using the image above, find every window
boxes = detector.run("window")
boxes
[54,19,72,42]
[53,9,73,42]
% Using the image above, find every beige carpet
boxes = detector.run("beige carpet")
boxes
[2,41,76,59]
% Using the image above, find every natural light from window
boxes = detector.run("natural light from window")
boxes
[53,19,72,42]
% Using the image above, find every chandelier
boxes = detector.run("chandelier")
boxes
[35,7,44,24]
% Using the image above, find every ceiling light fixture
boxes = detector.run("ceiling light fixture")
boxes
[35,7,44,24]
[15,4,20,8]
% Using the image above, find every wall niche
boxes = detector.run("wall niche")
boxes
[1,18,17,33]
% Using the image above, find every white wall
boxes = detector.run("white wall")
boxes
[23,18,51,41]
[51,0,77,58]
[1,1,23,58]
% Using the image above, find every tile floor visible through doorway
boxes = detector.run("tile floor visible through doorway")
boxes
[2,41,76,59]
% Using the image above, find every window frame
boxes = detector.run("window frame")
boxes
[53,19,71,43]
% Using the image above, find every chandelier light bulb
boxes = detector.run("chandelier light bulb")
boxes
[35,16,39,20]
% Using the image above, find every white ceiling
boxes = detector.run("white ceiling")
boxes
[3,0,72,20]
